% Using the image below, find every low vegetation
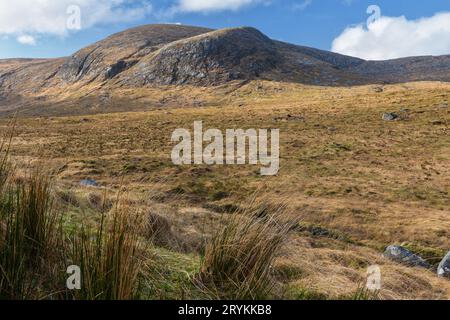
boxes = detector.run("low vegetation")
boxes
[195,203,297,299]
[68,203,145,300]
[0,80,449,299]
[0,133,298,300]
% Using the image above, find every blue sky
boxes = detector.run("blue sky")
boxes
[1,0,450,60]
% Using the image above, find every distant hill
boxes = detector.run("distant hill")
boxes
[1,24,450,115]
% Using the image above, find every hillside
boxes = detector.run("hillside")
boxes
[2,81,449,299]
[0,23,449,300]
[1,24,450,116]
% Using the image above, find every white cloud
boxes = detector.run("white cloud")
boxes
[17,35,36,45]
[293,0,312,12]
[174,0,262,13]
[332,12,450,60]
[0,0,153,44]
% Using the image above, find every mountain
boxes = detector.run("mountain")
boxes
[1,24,450,116]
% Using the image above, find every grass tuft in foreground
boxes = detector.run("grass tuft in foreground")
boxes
[195,202,297,299]
[68,199,146,300]
[0,171,63,299]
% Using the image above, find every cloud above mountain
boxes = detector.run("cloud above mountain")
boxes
[0,0,153,45]
[332,12,450,60]
[0,0,267,45]
[16,35,37,45]
[174,0,263,13]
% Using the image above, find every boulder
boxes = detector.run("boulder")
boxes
[373,86,384,93]
[437,251,450,278]
[384,245,430,268]
[382,113,399,121]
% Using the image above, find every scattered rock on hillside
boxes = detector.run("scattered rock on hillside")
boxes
[273,114,304,122]
[384,245,430,268]
[438,251,450,278]
[373,86,384,93]
[382,113,399,121]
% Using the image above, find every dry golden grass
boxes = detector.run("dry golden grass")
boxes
[1,80,449,299]
[195,200,297,300]
[278,235,450,300]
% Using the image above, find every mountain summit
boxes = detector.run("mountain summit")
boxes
[1,24,450,115]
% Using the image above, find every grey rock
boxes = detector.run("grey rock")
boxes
[104,60,137,79]
[382,113,399,121]
[373,86,384,93]
[438,251,450,278]
[80,178,99,187]
[383,245,430,268]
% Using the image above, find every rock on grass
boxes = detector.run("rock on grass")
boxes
[438,252,450,278]
[384,245,430,268]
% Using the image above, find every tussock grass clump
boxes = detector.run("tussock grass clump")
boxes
[146,212,176,248]
[0,172,63,299]
[86,192,113,212]
[195,202,297,300]
[15,174,60,262]
[0,128,147,300]
[68,201,146,300]
[0,125,64,299]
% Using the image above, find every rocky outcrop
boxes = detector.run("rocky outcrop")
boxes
[125,27,280,86]
[55,24,212,83]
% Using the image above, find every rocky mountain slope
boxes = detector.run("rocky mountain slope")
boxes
[1,24,450,115]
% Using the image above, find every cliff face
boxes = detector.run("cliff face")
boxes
[123,27,280,86]
[55,25,213,84]
[1,24,450,115]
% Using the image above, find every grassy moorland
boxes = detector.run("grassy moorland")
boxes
[0,80,449,299]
